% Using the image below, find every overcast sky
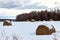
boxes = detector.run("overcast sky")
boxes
[0,0,60,19]
[0,0,60,9]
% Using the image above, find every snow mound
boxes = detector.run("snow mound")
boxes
[40,23,54,29]
[4,20,11,23]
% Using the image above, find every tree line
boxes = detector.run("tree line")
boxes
[16,9,60,21]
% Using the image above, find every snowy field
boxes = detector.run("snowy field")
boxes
[0,21,60,40]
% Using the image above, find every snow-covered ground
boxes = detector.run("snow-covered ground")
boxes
[0,21,60,40]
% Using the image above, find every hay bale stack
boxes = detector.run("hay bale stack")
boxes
[3,20,12,26]
[36,23,56,35]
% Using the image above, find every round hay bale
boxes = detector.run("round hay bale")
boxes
[36,23,56,35]
[3,20,12,26]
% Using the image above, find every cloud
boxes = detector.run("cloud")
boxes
[53,6,60,9]
[1,0,60,19]
[14,3,48,9]
[0,8,48,19]
[0,0,49,9]
[31,0,60,8]
[0,2,18,8]
[0,0,30,8]
[0,0,60,9]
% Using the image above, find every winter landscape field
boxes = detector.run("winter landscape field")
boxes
[0,0,60,40]
[0,21,60,40]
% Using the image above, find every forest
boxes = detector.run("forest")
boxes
[16,9,60,21]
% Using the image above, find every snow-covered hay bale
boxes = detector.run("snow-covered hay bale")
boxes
[3,20,12,26]
[36,23,56,35]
